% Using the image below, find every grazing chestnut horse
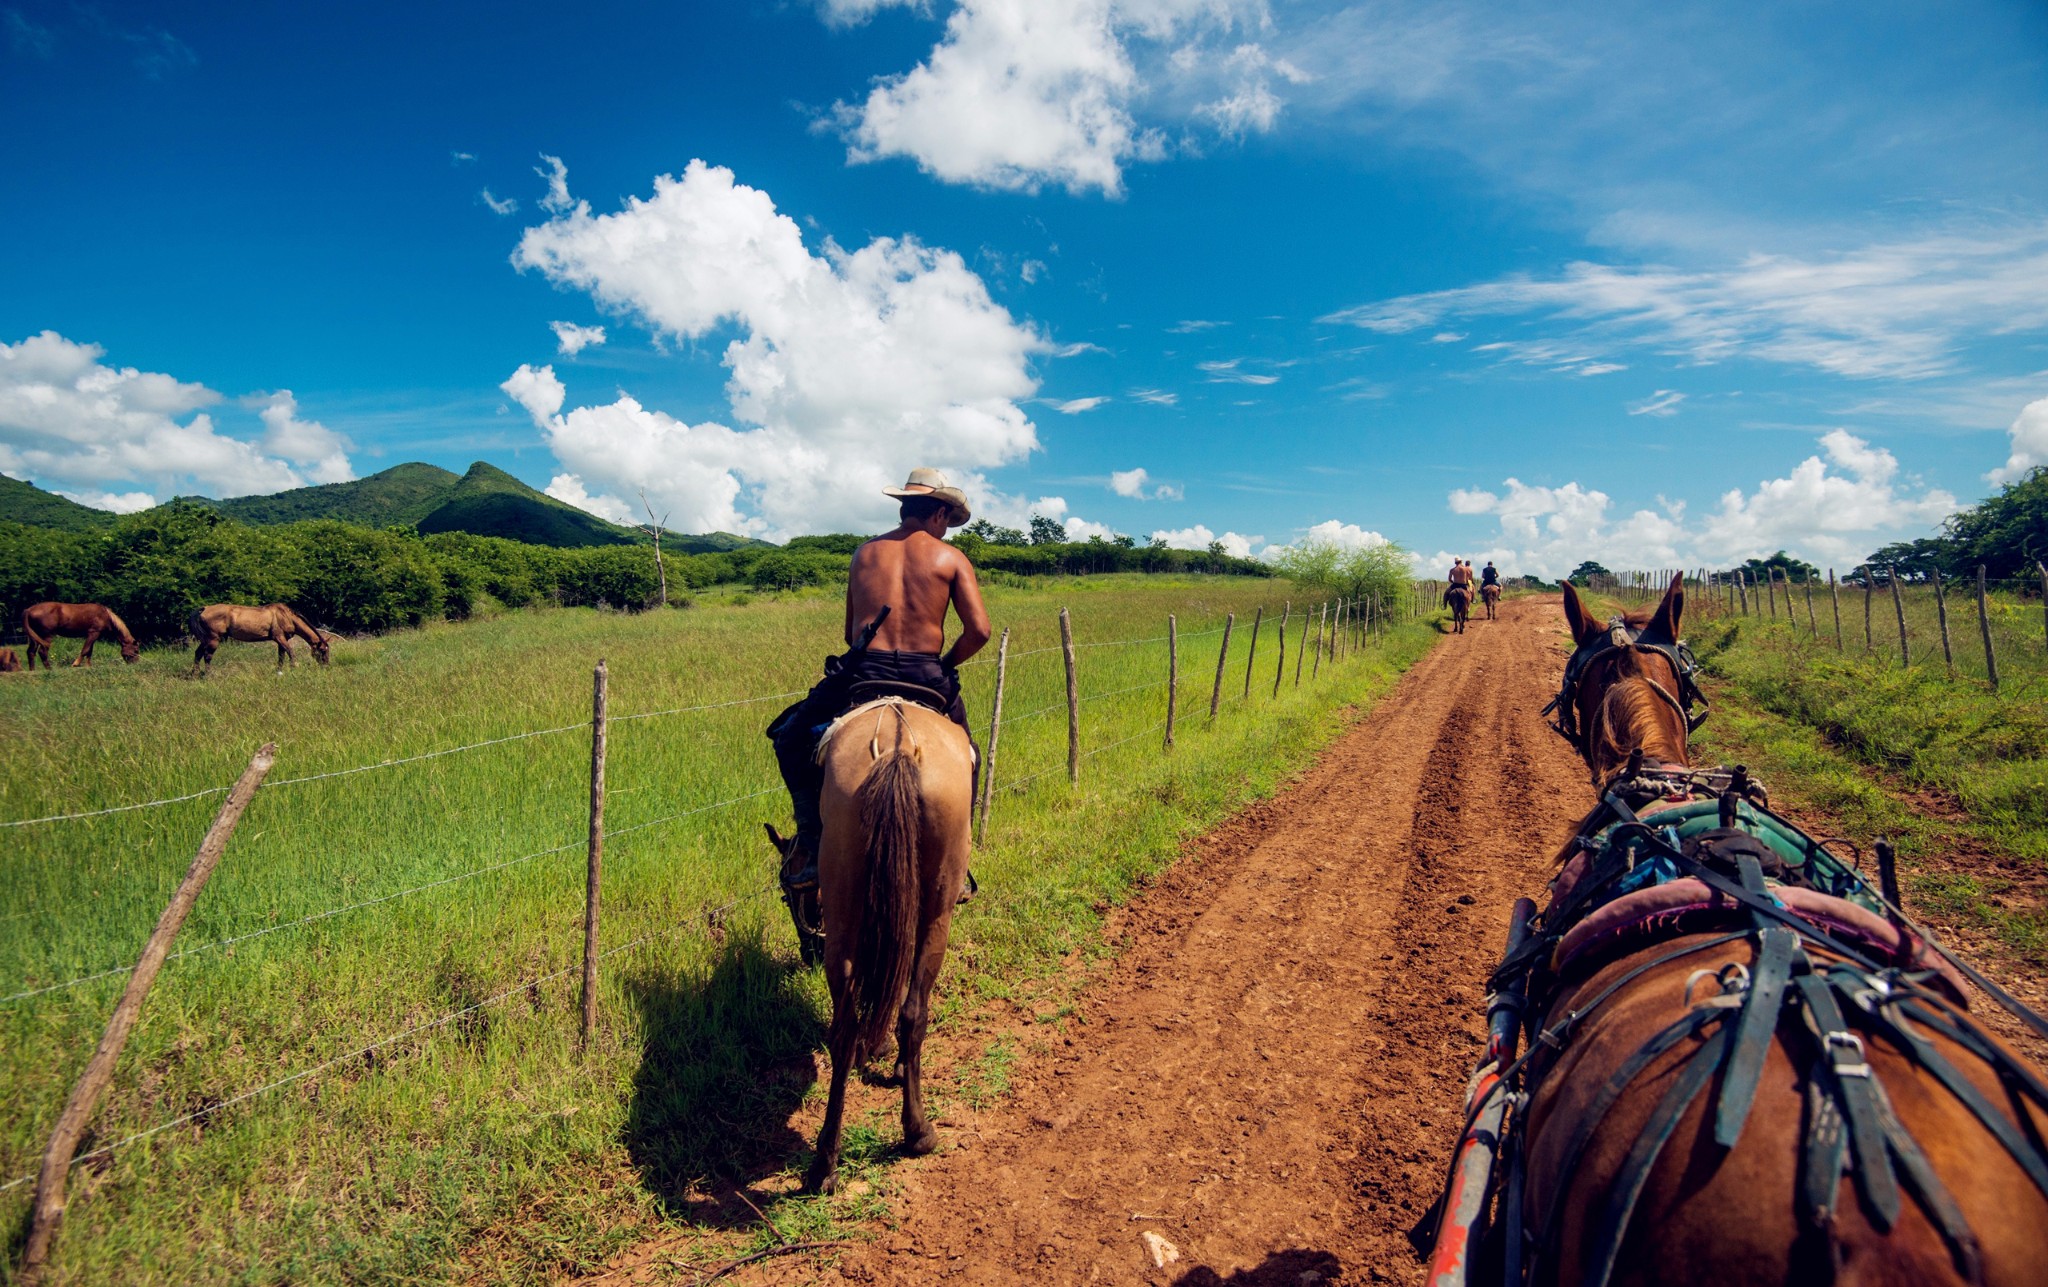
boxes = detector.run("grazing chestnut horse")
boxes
[190,603,332,673]
[22,602,139,668]
[1416,577,2048,1285]
[793,697,974,1194]
[1446,583,1472,634]
[0,646,19,672]
[1482,582,1501,620]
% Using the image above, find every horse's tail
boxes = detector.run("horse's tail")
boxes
[22,607,46,668]
[849,712,924,1061]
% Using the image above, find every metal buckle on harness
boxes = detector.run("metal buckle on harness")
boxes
[1824,1030,1871,1079]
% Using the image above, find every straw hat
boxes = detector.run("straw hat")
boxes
[882,467,972,527]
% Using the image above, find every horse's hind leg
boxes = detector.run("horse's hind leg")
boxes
[805,1005,859,1195]
[895,929,949,1156]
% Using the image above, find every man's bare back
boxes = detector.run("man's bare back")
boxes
[847,527,992,666]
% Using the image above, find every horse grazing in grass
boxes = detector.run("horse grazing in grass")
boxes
[1418,575,2048,1286]
[190,603,332,674]
[1482,582,1501,620]
[791,697,974,1195]
[0,647,19,672]
[23,602,139,668]
[1447,583,1472,634]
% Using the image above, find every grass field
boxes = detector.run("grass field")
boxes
[1,576,1434,1284]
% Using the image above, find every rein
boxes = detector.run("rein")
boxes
[1542,618,1709,751]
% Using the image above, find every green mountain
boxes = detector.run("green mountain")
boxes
[0,475,119,530]
[199,462,463,527]
[7,460,778,552]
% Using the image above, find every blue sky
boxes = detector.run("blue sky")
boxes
[3,0,2045,575]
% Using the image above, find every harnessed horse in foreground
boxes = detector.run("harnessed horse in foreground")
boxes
[787,692,974,1194]
[189,603,333,673]
[1416,577,2048,1286]
[1482,583,1502,620]
[23,602,140,668]
[1448,583,1473,634]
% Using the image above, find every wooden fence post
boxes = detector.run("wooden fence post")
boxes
[1273,602,1290,697]
[1931,568,1954,674]
[1862,567,1873,652]
[1889,567,1910,665]
[1165,615,1178,751]
[1767,569,1778,619]
[1828,569,1843,651]
[1976,566,1999,692]
[1060,607,1079,785]
[19,742,277,1283]
[976,627,1009,843]
[1803,576,1817,639]
[1209,612,1234,721]
[1293,604,1308,687]
[581,659,607,1048]
[1311,602,1325,679]
[1736,571,1748,616]
[2040,562,2048,655]
[1241,605,1264,698]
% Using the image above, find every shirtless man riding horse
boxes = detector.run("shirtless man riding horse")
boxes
[768,468,992,901]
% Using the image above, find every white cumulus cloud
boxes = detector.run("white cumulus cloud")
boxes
[544,472,639,525]
[507,159,1045,537]
[1110,465,1182,500]
[1151,522,1259,557]
[550,321,608,355]
[1988,396,2048,484]
[0,331,350,507]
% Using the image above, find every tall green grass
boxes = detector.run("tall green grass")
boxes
[0,577,1431,1284]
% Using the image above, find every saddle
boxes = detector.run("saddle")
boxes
[845,678,954,715]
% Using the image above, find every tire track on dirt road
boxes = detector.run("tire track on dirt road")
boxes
[597,597,1591,1286]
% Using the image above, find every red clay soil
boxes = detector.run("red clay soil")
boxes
[582,594,2048,1285]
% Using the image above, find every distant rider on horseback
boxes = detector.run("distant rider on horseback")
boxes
[767,468,991,895]
[1445,558,1474,608]
[1480,561,1500,590]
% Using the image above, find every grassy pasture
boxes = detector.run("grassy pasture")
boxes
[1,577,1432,1284]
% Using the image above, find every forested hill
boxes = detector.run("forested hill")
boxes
[4,461,769,554]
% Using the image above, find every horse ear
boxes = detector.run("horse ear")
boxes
[763,822,787,849]
[1649,574,1684,639]
[1561,581,1602,645]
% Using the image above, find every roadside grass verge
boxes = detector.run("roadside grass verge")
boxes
[1,576,1431,1284]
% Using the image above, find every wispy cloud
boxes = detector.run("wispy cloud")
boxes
[1323,224,2048,380]
[1053,396,1108,414]
[1627,389,1684,416]
[1198,358,1280,385]
[480,188,518,216]
[1169,319,1230,333]
[1052,341,1108,357]
[1129,388,1179,406]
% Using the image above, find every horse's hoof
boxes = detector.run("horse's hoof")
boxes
[803,1162,838,1195]
[903,1128,940,1157]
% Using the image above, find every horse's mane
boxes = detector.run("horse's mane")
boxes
[1585,652,1689,777]
[104,608,135,642]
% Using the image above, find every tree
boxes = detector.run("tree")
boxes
[1728,550,1820,584]
[1111,533,1135,549]
[1272,537,1411,606]
[964,518,1028,546]
[1567,560,1612,585]
[638,488,671,607]
[1028,513,1068,545]
[1205,540,1226,556]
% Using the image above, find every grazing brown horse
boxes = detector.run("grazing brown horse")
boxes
[1447,583,1472,634]
[793,697,974,1195]
[0,646,19,672]
[1482,582,1501,620]
[190,603,332,673]
[22,602,139,668]
[1418,576,2048,1285]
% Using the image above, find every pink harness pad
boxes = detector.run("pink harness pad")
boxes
[1552,879,1967,1001]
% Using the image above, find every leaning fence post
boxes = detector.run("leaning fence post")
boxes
[1060,607,1079,785]
[1862,566,1873,652]
[1889,567,1910,665]
[581,659,607,1048]
[976,627,1009,843]
[1767,569,1778,619]
[1931,567,1955,675]
[1311,603,1325,680]
[1803,576,1817,639]
[19,742,277,1283]
[1241,606,1264,698]
[1293,604,1308,687]
[1273,602,1290,697]
[1828,569,1843,651]
[1209,612,1234,721]
[1165,615,1178,751]
[1976,566,1999,692]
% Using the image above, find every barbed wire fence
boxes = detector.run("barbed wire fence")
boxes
[1,591,1412,1268]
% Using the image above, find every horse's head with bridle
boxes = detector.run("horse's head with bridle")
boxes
[1548,577,1708,786]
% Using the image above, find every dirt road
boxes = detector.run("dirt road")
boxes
[648,593,1590,1286]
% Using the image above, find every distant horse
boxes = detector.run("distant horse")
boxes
[23,602,140,668]
[790,697,974,1194]
[1481,582,1501,620]
[0,646,19,672]
[190,603,332,674]
[1446,583,1472,634]
[1417,576,2048,1285]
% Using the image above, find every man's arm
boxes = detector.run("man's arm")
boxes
[941,551,992,669]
